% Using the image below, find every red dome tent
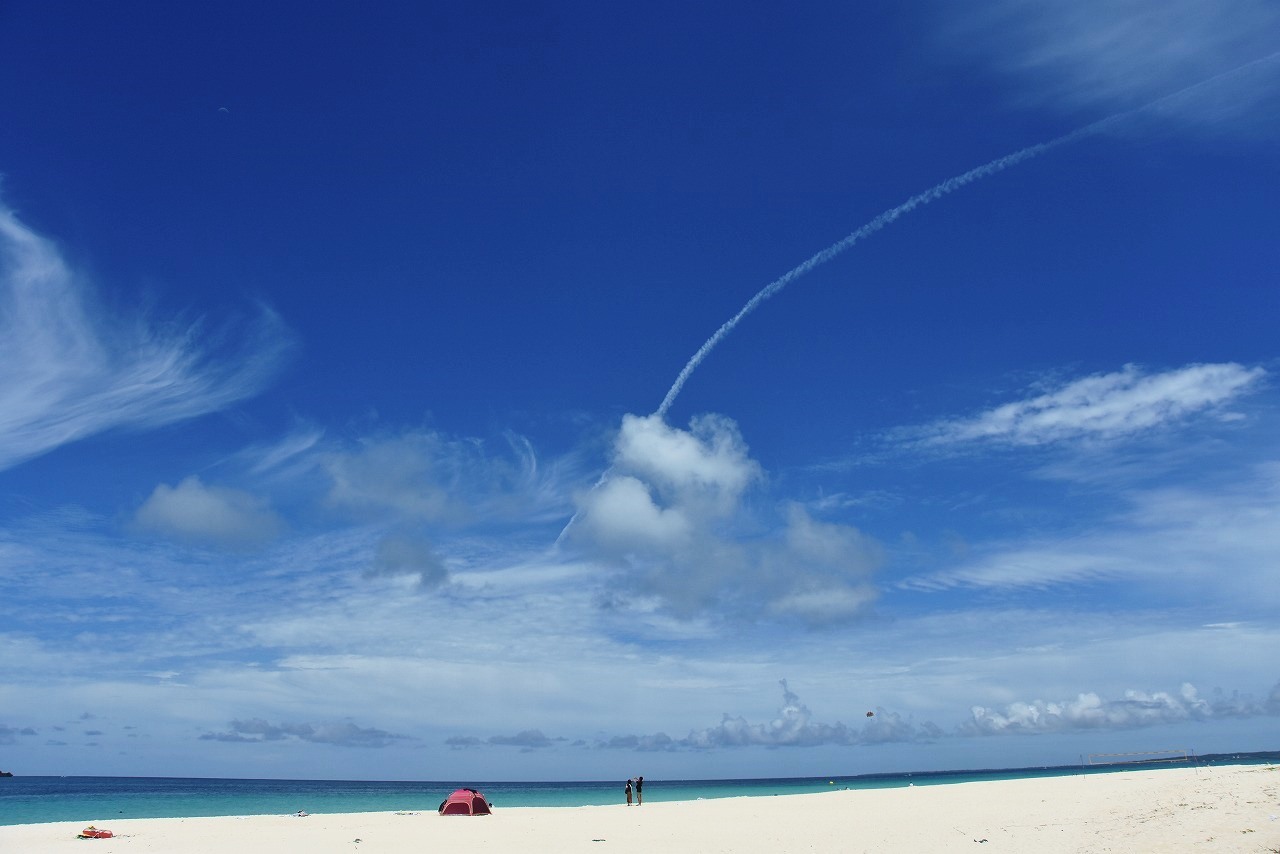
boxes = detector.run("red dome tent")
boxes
[438,788,492,816]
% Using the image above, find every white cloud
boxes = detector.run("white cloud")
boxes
[321,429,569,526]
[134,475,282,547]
[244,427,325,476]
[762,506,880,623]
[608,679,1280,751]
[963,681,1280,735]
[324,433,464,522]
[487,729,565,749]
[200,718,409,748]
[570,414,879,623]
[578,474,693,551]
[0,205,291,472]
[935,0,1280,127]
[612,414,762,514]
[768,585,877,623]
[571,413,759,562]
[366,531,449,589]
[913,363,1264,448]
[899,547,1132,592]
[681,680,862,748]
[5,503,1279,776]
[899,461,1280,596]
[602,681,940,750]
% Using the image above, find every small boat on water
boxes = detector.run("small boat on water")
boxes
[0,770,14,777]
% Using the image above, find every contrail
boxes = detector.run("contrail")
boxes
[654,51,1280,419]
[557,51,1278,548]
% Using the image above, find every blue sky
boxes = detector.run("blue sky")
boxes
[2,1,1278,781]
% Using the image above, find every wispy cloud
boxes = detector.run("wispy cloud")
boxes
[936,0,1280,127]
[899,461,1280,595]
[0,205,291,472]
[911,363,1264,448]
[243,427,325,476]
[321,429,571,527]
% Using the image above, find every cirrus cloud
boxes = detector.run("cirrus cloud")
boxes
[0,204,291,473]
[935,0,1280,129]
[912,363,1264,448]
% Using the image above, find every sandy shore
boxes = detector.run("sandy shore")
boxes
[3,764,1277,853]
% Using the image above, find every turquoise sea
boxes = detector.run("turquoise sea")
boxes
[2,752,1275,826]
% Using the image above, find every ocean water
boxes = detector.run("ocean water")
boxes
[2,751,1275,827]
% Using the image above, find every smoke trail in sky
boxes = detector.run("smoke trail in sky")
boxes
[559,52,1277,548]
[654,52,1280,419]
[654,138,1071,417]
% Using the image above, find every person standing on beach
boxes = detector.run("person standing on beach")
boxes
[625,778,633,806]
[635,776,643,805]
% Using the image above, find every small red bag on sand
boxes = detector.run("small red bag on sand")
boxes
[78,826,114,839]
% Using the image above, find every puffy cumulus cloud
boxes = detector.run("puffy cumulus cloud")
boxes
[935,0,1280,127]
[572,414,759,554]
[571,415,881,623]
[200,718,409,748]
[963,681,1280,736]
[365,531,448,590]
[612,414,761,515]
[134,475,282,547]
[913,363,1264,449]
[579,474,693,552]
[0,204,290,473]
[682,679,860,748]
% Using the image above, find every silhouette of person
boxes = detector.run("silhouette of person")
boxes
[625,778,633,806]
[636,776,643,805]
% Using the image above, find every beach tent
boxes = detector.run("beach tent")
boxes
[438,788,492,816]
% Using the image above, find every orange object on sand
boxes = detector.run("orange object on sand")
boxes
[79,826,114,839]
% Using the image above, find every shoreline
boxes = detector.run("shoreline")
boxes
[2,764,1277,853]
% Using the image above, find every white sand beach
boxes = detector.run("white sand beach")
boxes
[3,764,1276,853]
